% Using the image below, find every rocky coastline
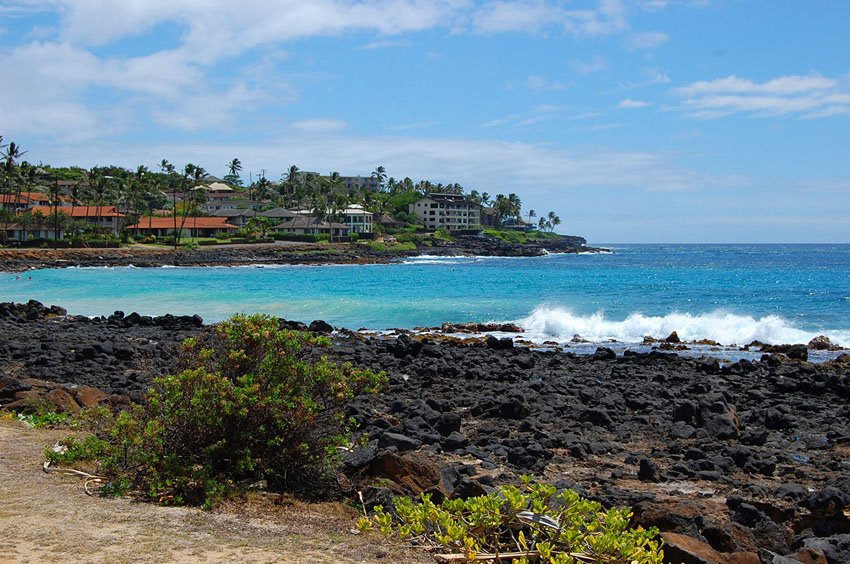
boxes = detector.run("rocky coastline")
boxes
[0,234,606,272]
[2,300,849,563]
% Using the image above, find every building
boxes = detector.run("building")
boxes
[272,215,348,236]
[339,204,373,234]
[409,194,481,231]
[258,207,300,221]
[28,205,126,235]
[340,175,380,192]
[127,216,238,238]
[203,199,261,213]
[208,209,256,228]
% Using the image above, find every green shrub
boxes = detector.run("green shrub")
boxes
[45,434,111,465]
[433,227,454,241]
[364,241,417,252]
[358,477,664,564]
[484,228,527,244]
[85,314,385,507]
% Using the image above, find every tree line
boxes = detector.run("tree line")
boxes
[1,135,564,244]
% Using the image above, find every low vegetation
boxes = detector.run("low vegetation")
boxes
[45,314,386,507]
[358,478,664,563]
[484,228,562,245]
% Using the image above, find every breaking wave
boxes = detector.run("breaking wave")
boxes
[516,307,849,347]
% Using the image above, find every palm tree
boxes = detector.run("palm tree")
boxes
[526,209,536,226]
[547,211,561,232]
[480,192,491,207]
[371,165,387,192]
[280,165,300,205]
[228,158,242,177]
[507,193,522,222]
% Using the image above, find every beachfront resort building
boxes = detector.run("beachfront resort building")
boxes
[409,194,481,231]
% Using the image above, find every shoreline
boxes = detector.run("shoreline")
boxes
[0,236,608,273]
[2,300,850,561]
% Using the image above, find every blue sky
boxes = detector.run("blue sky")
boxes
[1,0,848,243]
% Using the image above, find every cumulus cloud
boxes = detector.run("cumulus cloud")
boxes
[672,73,850,119]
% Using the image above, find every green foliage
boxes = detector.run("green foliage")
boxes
[364,241,417,252]
[484,229,562,245]
[44,434,110,465]
[432,228,454,242]
[484,228,527,244]
[85,314,385,507]
[15,409,69,428]
[359,478,664,564]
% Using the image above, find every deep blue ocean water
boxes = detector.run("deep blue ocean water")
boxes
[2,244,849,349]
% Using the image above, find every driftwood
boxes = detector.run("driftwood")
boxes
[43,461,107,496]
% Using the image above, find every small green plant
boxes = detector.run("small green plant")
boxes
[44,434,111,465]
[16,410,69,428]
[432,227,454,242]
[358,477,664,564]
[13,401,71,428]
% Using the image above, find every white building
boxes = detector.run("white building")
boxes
[409,194,480,231]
[340,204,373,234]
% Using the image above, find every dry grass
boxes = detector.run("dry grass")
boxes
[0,419,430,563]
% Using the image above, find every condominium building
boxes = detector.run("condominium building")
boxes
[409,194,481,231]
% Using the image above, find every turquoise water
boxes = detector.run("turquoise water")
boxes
[2,244,849,347]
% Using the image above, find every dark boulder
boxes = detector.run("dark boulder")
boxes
[308,320,334,334]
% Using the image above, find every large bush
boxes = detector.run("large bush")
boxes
[55,314,385,506]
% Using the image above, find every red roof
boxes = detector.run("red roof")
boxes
[1,195,35,205]
[20,191,77,203]
[127,216,238,230]
[29,205,125,218]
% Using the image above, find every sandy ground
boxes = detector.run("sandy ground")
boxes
[0,419,430,564]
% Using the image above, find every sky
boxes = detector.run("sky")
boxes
[1,0,849,243]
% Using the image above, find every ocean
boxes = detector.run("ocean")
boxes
[2,244,849,354]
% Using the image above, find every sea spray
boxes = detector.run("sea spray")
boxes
[516,307,850,347]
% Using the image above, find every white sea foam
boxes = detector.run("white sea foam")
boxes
[515,307,850,347]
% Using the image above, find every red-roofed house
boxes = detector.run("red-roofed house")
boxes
[0,194,36,211]
[29,205,126,234]
[20,191,77,206]
[126,216,238,238]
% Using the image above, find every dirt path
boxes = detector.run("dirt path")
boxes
[0,419,429,564]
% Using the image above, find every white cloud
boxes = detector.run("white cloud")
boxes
[672,73,850,119]
[563,0,628,37]
[624,30,668,49]
[472,0,563,34]
[38,133,709,195]
[570,55,607,74]
[617,98,650,109]
[483,104,562,128]
[526,74,567,92]
[290,119,348,133]
[470,0,629,37]
[361,39,413,50]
